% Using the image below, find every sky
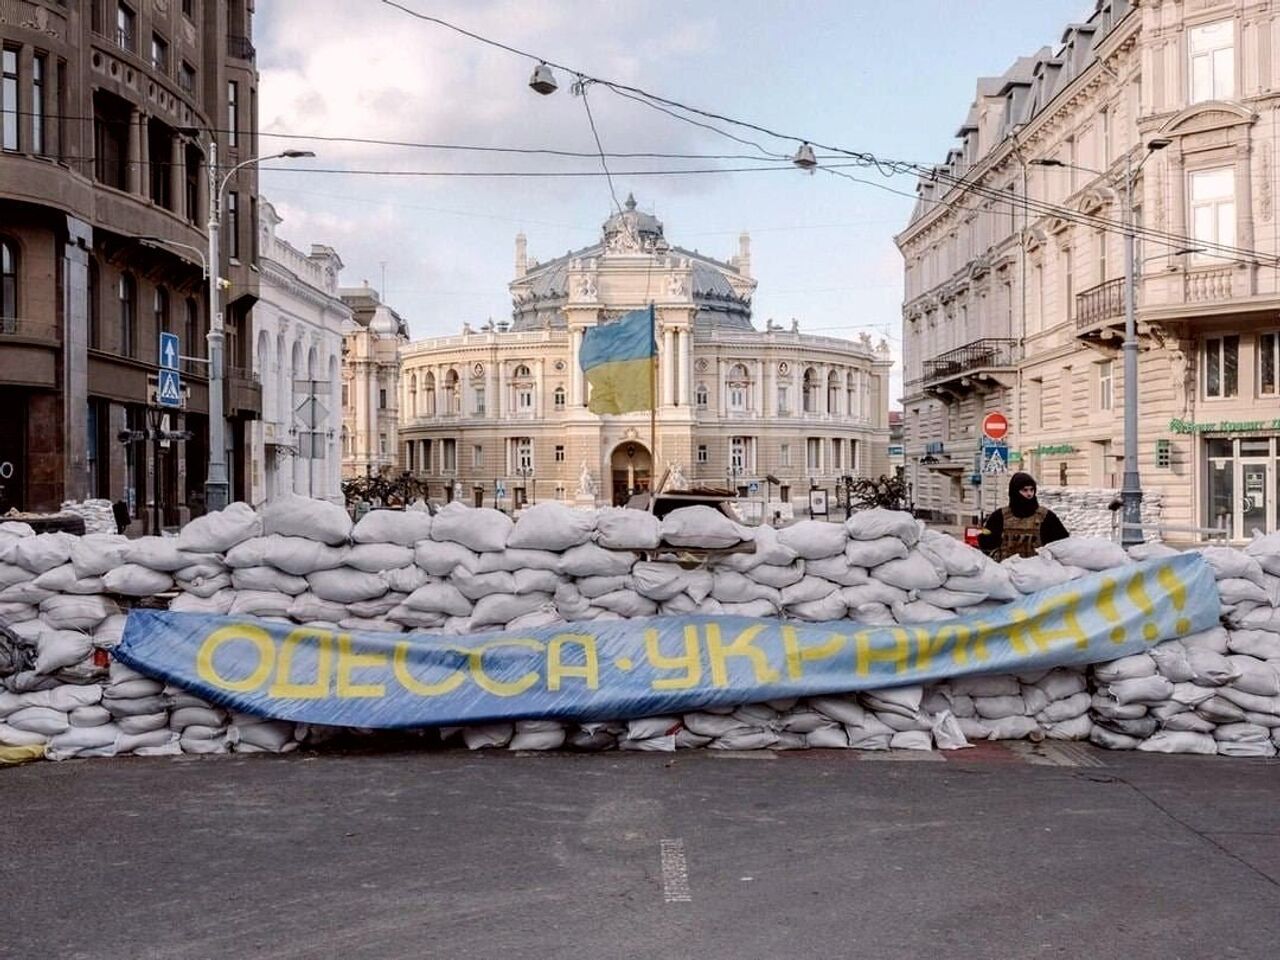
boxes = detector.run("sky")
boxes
[255,0,1091,404]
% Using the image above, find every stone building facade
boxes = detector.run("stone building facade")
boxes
[897,0,1280,541]
[340,283,408,481]
[248,201,348,505]
[399,197,892,514]
[0,0,260,525]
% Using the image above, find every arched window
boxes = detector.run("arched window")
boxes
[802,367,817,413]
[727,362,750,411]
[827,370,840,415]
[513,363,531,378]
[119,273,137,357]
[695,383,708,408]
[846,371,856,417]
[408,373,418,418]
[553,385,566,409]
[444,369,459,415]
[424,371,436,417]
[0,239,16,329]
[512,363,534,412]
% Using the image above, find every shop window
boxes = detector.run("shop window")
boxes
[1204,335,1239,398]
[1189,19,1233,103]
[1259,333,1279,397]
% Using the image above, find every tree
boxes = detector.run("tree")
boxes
[848,474,908,511]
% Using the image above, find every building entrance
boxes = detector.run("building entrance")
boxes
[610,441,652,506]
[1205,437,1278,539]
[0,389,25,513]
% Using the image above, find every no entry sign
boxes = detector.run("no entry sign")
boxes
[982,411,1009,441]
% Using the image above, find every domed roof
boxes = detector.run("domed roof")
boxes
[602,193,666,253]
[369,304,400,336]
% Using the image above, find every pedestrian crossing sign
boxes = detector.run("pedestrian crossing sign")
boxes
[157,369,183,407]
[981,441,1009,475]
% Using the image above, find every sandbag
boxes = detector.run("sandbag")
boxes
[746,561,806,589]
[6,533,76,574]
[1003,555,1079,594]
[844,536,909,568]
[451,569,517,601]
[415,540,480,576]
[103,564,174,596]
[227,536,348,576]
[1040,536,1129,571]
[382,565,429,594]
[33,564,105,595]
[594,507,662,550]
[507,501,595,551]
[917,530,985,577]
[777,521,847,560]
[1137,731,1217,755]
[470,592,552,628]
[403,582,474,617]
[230,566,309,596]
[39,594,119,631]
[123,537,215,573]
[177,502,262,553]
[35,631,93,675]
[845,509,919,545]
[352,508,433,546]
[261,493,352,545]
[870,552,945,591]
[804,556,869,586]
[558,542,636,578]
[228,590,295,618]
[430,502,513,553]
[660,506,745,548]
[344,543,415,574]
[306,569,389,604]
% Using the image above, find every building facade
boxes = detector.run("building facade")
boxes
[340,283,408,481]
[399,197,892,514]
[248,201,348,505]
[0,0,261,526]
[897,0,1280,541]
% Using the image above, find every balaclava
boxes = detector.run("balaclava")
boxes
[1007,471,1039,519]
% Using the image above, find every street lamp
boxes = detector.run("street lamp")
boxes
[203,143,315,511]
[1031,137,1169,545]
[137,236,208,279]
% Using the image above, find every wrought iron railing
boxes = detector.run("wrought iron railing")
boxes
[922,338,1018,382]
[226,34,256,60]
[1075,277,1125,329]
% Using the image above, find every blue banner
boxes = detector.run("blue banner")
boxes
[115,555,1218,729]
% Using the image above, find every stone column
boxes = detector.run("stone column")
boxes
[1235,142,1256,265]
[662,326,675,406]
[764,359,774,420]
[485,358,497,419]
[535,358,544,418]
[496,360,506,417]
[571,329,584,406]
[171,135,184,218]
[753,359,764,414]
[128,107,145,195]
[717,358,727,416]
[677,329,690,406]
[62,217,92,502]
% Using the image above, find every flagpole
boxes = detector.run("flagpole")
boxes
[649,302,658,495]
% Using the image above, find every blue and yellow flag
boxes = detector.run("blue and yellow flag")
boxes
[579,307,656,414]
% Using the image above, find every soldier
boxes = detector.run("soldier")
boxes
[978,472,1069,560]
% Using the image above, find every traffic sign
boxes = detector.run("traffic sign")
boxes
[748,481,760,494]
[157,369,183,407]
[981,441,1009,475]
[159,332,180,371]
[496,481,508,499]
[981,411,1009,441]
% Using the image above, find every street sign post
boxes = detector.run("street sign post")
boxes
[157,369,183,408]
[159,332,180,371]
[981,411,1009,442]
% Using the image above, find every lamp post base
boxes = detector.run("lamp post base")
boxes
[204,480,230,514]
[1120,476,1144,546]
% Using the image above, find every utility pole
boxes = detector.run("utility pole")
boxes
[205,140,229,512]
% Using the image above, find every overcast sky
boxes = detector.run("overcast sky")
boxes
[256,0,1090,402]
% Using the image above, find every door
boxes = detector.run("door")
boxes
[0,390,24,513]
[1239,460,1271,536]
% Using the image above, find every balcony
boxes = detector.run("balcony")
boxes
[922,338,1018,397]
[227,34,256,61]
[225,366,261,419]
[1075,278,1128,348]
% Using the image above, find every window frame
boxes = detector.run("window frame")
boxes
[696,444,708,464]
[1203,334,1240,399]
[1188,18,1234,104]
[1188,166,1236,262]
[554,444,565,463]
[0,237,16,323]
[227,80,238,147]
[1098,360,1114,411]
[1258,332,1279,398]
[116,2,136,53]
[118,272,137,358]
[150,33,169,75]
[1,47,17,152]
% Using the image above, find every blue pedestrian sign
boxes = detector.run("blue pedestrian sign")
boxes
[981,441,1009,475]
[157,369,183,408]
[159,332,180,371]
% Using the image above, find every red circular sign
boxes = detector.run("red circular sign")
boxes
[982,412,1009,441]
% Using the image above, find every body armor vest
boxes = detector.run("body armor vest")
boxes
[992,506,1047,561]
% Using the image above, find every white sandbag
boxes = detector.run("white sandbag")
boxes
[117,712,168,734]
[632,562,692,601]
[306,569,389,604]
[180,734,231,754]
[889,730,933,751]
[716,524,799,572]
[0,563,35,590]
[117,729,179,754]
[1149,641,1195,682]
[660,506,745,548]
[1040,536,1129,571]
[1094,654,1157,683]
[352,509,433,547]
[1181,626,1231,654]
[1218,578,1270,606]
[382,565,429,594]
[1186,648,1239,687]
[781,576,839,606]
[1128,542,1179,561]
[1137,731,1217,754]
[508,724,567,751]
[69,705,112,727]
[710,729,779,751]
[845,508,920,546]
[102,564,173,596]
[931,711,970,750]
[227,589,294,618]
[122,537,214,573]
[343,543,415,574]
[7,532,76,574]
[1195,696,1247,723]
[983,716,1042,740]
[386,606,446,629]
[1227,655,1280,696]
[232,718,298,752]
[892,599,952,624]
[415,539,481,576]
[591,591,657,618]
[917,530,984,577]
[92,615,127,648]
[230,566,309,596]
[1037,692,1092,723]
[6,705,70,736]
[1090,692,1148,719]
[35,631,93,674]
[787,593,848,622]
[805,724,850,748]
[169,589,234,614]
[1109,675,1174,705]
[39,594,119,630]
[1216,686,1280,716]
[338,617,402,634]
[470,593,551,628]
[777,521,848,560]
[261,493,352,546]
[347,592,407,618]
[430,502,513,553]
[451,569,517,601]
[626,716,681,740]
[803,556,869,586]
[1162,712,1217,733]
[170,706,228,729]
[0,581,53,604]
[620,733,677,752]
[944,559,1019,601]
[0,723,48,746]
[403,582,473,617]
[1196,546,1265,586]
[178,502,262,553]
[594,507,662,550]
[844,536,909,568]
[972,694,1027,719]
[0,521,35,538]
[558,542,636,578]
[1216,738,1277,758]
[916,587,987,609]
[176,571,232,599]
[863,686,924,718]
[554,584,593,621]
[746,561,806,589]
[504,609,563,631]
[33,564,105,595]
[476,549,562,574]
[1227,629,1280,659]
[870,552,945,591]
[711,570,780,605]
[1213,721,1272,744]
[506,501,595,551]
[512,568,562,596]
[233,536,349,576]
[1004,555,1080,594]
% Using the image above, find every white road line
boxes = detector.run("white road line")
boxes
[659,838,692,903]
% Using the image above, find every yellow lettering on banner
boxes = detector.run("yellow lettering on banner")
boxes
[547,634,600,691]
[392,642,465,697]
[1007,594,1087,655]
[646,626,701,690]
[854,629,911,677]
[268,627,333,699]
[1155,565,1192,636]
[950,622,990,666]
[196,624,274,693]
[468,639,543,697]
[336,634,387,698]
[781,626,845,681]
[911,625,949,671]
[706,623,781,687]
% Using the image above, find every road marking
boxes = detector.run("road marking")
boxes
[659,838,692,903]
[1006,741,1107,768]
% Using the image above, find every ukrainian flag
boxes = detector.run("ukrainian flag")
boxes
[579,307,656,415]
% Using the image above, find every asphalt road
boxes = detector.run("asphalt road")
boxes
[2,744,1277,960]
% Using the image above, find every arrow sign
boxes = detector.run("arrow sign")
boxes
[159,332,180,371]
[157,369,183,408]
